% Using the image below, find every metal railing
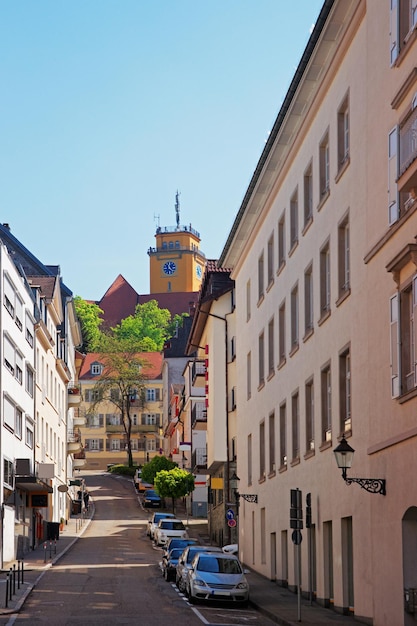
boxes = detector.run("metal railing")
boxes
[400,106,417,177]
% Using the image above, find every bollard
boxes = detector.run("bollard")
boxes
[17,560,21,589]
[54,539,57,554]
[13,563,16,595]
[49,541,52,559]
[44,541,47,563]
[21,559,24,584]
[5,573,9,609]
[9,569,12,601]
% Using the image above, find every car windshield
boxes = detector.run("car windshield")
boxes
[197,556,242,574]
[169,549,183,559]
[145,491,158,497]
[161,521,185,530]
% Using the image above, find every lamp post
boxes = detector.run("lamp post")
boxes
[230,472,240,547]
[333,435,386,495]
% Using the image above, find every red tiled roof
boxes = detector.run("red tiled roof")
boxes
[138,292,198,317]
[97,275,140,328]
[79,351,164,380]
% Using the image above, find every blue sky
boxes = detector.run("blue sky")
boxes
[0,1,323,301]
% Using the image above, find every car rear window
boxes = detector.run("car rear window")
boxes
[162,521,185,530]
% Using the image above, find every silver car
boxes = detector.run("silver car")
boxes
[186,552,249,606]
[176,545,222,592]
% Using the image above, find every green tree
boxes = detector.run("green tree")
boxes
[141,455,177,484]
[154,468,195,514]
[74,296,104,353]
[111,300,175,351]
[88,343,148,467]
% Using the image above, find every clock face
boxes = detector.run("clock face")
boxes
[196,264,202,279]
[163,261,177,275]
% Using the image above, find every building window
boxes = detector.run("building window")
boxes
[247,351,252,400]
[290,188,298,251]
[390,0,417,64]
[337,94,350,170]
[304,263,314,335]
[267,233,274,287]
[339,347,351,434]
[303,162,313,227]
[320,241,331,318]
[146,388,160,402]
[246,280,251,321]
[4,396,15,431]
[290,283,299,350]
[91,362,103,376]
[4,274,15,318]
[15,408,23,439]
[268,317,275,377]
[269,411,275,474]
[279,300,286,365]
[321,364,332,443]
[258,252,264,302]
[258,331,265,387]
[390,275,417,396]
[319,130,330,199]
[4,458,14,488]
[279,403,287,469]
[259,420,265,479]
[248,433,252,485]
[26,417,34,448]
[260,508,266,564]
[278,212,286,269]
[338,216,350,297]
[291,391,300,461]
[305,378,315,453]
[4,335,15,375]
[26,365,34,397]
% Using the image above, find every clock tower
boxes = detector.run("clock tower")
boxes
[148,193,206,293]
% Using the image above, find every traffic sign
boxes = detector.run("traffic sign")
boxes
[228,519,237,528]
[226,509,235,520]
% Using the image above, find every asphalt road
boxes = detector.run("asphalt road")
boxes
[5,473,277,626]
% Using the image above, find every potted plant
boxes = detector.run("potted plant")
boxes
[60,517,65,531]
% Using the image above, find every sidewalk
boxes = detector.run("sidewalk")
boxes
[0,507,93,616]
[1,499,364,625]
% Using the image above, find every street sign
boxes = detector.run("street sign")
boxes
[69,480,81,486]
[226,509,235,520]
[292,530,303,545]
[227,519,237,528]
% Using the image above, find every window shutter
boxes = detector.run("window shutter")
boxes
[388,128,399,224]
[413,277,417,386]
[390,0,398,64]
[390,294,400,397]
[99,414,104,427]
[155,388,160,401]
[156,413,160,425]
[141,413,146,425]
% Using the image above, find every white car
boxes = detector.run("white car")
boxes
[154,518,188,547]
[147,512,175,540]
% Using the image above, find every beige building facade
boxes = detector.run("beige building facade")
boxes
[218,1,417,624]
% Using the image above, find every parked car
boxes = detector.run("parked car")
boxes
[143,489,161,508]
[162,547,184,582]
[175,545,222,592]
[147,512,176,539]
[163,538,199,559]
[154,518,188,547]
[185,552,249,606]
[222,543,238,555]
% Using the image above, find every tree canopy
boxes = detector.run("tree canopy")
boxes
[154,468,195,513]
[141,455,177,484]
[74,297,104,353]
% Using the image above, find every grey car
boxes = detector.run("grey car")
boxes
[176,544,222,592]
[185,552,249,606]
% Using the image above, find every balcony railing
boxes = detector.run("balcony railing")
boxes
[191,403,207,427]
[192,447,207,470]
[191,360,206,386]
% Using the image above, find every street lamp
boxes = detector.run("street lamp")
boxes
[333,435,386,495]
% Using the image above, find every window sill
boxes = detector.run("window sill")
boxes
[393,26,417,68]
[335,156,350,183]
[304,449,315,461]
[303,327,314,343]
[277,261,286,277]
[289,343,299,358]
[288,241,299,258]
[279,464,288,474]
[319,439,333,452]
[278,358,286,371]
[257,294,265,308]
[317,189,330,211]
[336,289,351,307]
[302,216,313,236]
[268,470,276,479]
[258,474,266,484]
[267,369,275,382]
[257,381,265,392]
[318,310,331,326]
[266,279,274,293]
[398,386,417,404]
[290,457,300,468]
